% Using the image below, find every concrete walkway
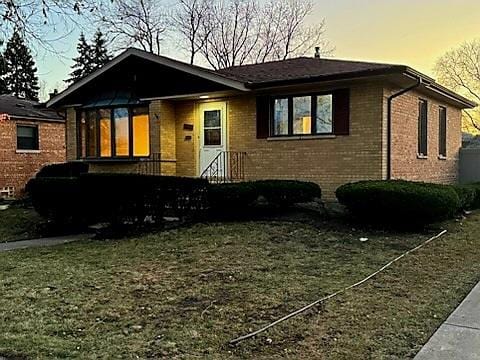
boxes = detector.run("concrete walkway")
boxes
[415,281,480,359]
[0,234,93,252]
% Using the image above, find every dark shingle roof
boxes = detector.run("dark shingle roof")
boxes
[0,95,64,121]
[215,57,404,86]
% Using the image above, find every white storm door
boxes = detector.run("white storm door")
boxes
[199,102,227,176]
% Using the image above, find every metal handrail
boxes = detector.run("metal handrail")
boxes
[200,151,247,184]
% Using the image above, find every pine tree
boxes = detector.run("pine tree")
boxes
[66,33,95,84]
[91,30,111,70]
[0,52,7,95]
[3,32,40,100]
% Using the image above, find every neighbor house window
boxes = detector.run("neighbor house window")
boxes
[17,125,39,150]
[78,106,149,159]
[439,106,447,158]
[418,99,428,156]
[272,94,333,136]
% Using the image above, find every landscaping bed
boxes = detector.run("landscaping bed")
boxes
[0,205,45,243]
[1,214,480,358]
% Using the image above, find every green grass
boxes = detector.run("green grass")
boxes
[0,206,44,243]
[0,214,480,359]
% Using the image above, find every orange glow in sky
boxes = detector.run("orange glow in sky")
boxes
[313,0,480,76]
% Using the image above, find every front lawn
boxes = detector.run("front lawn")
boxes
[1,215,480,359]
[0,206,44,243]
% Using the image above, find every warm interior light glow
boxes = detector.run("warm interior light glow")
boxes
[302,116,312,133]
[99,110,111,157]
[133,113,150,156]
[199,95,209,99]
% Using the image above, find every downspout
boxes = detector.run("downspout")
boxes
[386,76,422,180]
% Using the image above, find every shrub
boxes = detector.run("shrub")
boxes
[461,183,480,209]
[452,185,476,210]
[336,180,461,227]
[252,180,321,207]
[208,180,322,214]
[26,177,84,224]
[208,182,258,212]
[27,174,209,227]
[36,162,89,178]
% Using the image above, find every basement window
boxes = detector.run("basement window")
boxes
[17,125,39,150]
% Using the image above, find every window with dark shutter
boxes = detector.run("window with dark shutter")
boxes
[266,89,349,137]
[418,99,428,156]
[17,125,39,150]
[439,106,447,158]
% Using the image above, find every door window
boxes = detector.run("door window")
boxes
[203,110,221,146]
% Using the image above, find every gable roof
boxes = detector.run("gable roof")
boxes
[47,47,476,109]
[0,95,64,122]
[47,48,248,108]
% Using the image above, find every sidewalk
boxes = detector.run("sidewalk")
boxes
[414,281,480,360]
[0,234,93,252]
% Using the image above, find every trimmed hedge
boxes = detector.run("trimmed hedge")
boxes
[208,180,321,213]
[452,184,476,210]
[36,162,89,178]
[252,180,322,206]
[26,177,83,224]
[27,173,209,226]
[336,180,461,227]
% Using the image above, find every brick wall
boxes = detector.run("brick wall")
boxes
[387,88,462,183]
[0,118,65,197]
[228,83,385,199]
[63,81,463,200]
[175,101,197,177]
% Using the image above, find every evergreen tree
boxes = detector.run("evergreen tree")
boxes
[3,32,39,100]
[91,30,111,70]
[66,30,111,85]
[66,33,95,84]
[0,52,7,95]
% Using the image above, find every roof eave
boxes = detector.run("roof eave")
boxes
[244,66,408,90]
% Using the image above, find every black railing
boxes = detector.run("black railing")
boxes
[200,151,247,184]
[137,153,162,176]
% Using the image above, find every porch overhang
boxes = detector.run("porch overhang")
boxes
[47,48,250,108]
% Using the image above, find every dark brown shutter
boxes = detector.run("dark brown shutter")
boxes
[333,89,350,135]
[256,96,270,139]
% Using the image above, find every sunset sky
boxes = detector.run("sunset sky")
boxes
[36,0,480,96]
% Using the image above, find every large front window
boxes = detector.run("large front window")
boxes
[78,106,150,159]
[272,94,333,136]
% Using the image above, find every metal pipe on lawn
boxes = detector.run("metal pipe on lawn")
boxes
[386,77,422,180]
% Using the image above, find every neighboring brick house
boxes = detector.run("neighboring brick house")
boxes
[47,48,475,199]
[0,95,65,198]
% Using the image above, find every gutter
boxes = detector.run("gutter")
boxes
[386,76,422,180]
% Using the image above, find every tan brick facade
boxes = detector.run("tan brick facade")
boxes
[0,118,65,197]
[64,81,464,200]
[386,88,462,184]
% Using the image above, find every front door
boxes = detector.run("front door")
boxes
[199,102,227,176]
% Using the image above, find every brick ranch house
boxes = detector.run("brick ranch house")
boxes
[0,95,65,198]
[47,48,475,199]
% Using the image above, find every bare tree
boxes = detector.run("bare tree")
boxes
[435,39,480,131]
[94,0,168,55]
[0,1,96,47]
[171,0,211,64]
[173,0,332,69]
